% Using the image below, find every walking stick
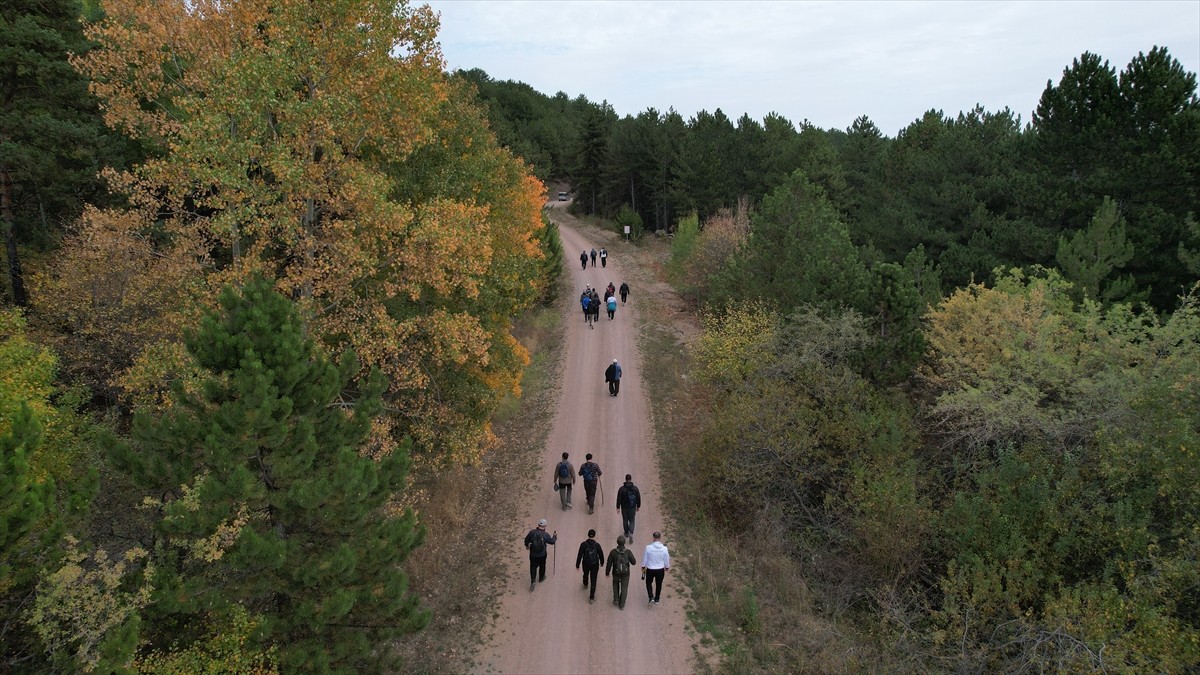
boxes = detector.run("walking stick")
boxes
[599,476,605,506]
[552,531,557,575]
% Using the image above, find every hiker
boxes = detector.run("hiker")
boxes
[590,290,601,324]
[605,282,615,299]
[576,529,606,604]
[523,518,557,591]
[615,474,641,540]
[581,292,593,328]
[641,531,671,605]
[606,294,617,321]
[604,359,622,397]
[605,534,637,609]
[554,452,576,510]
[600,247,608,267]
[579,453,603,513]
[619,281,629,305]
[590,248,597,267]
[580,250,588,270]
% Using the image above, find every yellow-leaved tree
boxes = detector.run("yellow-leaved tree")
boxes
[39,0,545,464]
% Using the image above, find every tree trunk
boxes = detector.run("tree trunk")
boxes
[1,168,29,307]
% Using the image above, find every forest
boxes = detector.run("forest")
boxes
[2,0,1198,672]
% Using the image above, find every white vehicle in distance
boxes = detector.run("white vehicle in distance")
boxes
[557,191,569,201]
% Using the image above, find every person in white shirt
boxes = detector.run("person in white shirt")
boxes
[641,531,670,605]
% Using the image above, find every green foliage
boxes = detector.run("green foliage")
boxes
[533,215,564,305]
[614,204,644,242]
[667,212,700,284]
[134,605,278,674]
[1056,196,1136,303]
[860,262,925,385]
[108,276,427,673]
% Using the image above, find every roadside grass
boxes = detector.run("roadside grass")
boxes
[628,233,869,674]
[391,300,564,674]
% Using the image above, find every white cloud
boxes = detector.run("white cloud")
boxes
[424,0,1200,135]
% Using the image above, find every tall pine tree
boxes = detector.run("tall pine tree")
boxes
[108,276,427,673]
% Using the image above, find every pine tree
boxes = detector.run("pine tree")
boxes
[108,276,427,673]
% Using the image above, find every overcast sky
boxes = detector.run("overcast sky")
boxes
[423,0,1200,137]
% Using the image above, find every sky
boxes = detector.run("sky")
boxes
[422,0,1200,137]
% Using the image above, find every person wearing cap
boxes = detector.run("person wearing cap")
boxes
[605,534,637,610]
[641,531,670,605]
[523,518,557,592]
[575,529,606,604]
[604,359,622,397]
[579,453,603,514]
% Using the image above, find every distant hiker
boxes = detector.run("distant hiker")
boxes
[606,295,617,321]
[580,251,588,270]
[604,359,622,397]
[576,529,606,604]
[554,452,576,510]
[605,534,637,609]
[581,293,593,328]
[524,519,557,591]
[590,248,597,267]
[600,247,608,267]
[579,453,603,513]
[619,281,629,305]
[616,474,641,540]
[641,531,671,605]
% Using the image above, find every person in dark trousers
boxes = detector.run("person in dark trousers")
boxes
[641,531,670,605]
[606,294,617,321]
[576,529,606,604]
[580,250,588,270]
[579,453,603,513]
[604,359,622,397]
[581,293,593,328]
[605,534,637,609]
[523,519,557,591]
[554,451,576,510]
[600,247,608,267]
[619,281,629,305]
[616,474,641,540]
[590,290,601,324]
[590,248,597,267]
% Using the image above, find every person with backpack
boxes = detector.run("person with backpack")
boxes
[589,290,601,324]
[580,250,588,270]
[641,531,671,605]
[619,281,629,305]
[590,248,597,267]
[579,453,603,514]
[600,247,608,267]
[605,534,637,609]
[615,474,641,540]
[604,359,622,397]
[605,282,615,299]
[575,529,606,604]
[606,294,617,321]
[523,518,557,592]
[581,292,593,329]
[553,452,576,510]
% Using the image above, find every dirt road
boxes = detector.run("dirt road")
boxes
[470,204,698,674]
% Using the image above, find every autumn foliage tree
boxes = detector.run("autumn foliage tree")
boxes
[46,0,546,464]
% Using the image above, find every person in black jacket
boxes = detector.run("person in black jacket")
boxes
[615,475,641,541]
[604,359,622,397]
[619,281,629,305]
[524,519,557,591]
[575,529,606,604]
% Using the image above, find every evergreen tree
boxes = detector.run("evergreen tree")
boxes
[0,0,121,306]
[108,276,427,673]
[1056,196,1136,303]
[571,104,615,214]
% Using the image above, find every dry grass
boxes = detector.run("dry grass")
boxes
[389,302,564,674]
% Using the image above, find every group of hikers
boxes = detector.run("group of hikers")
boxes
[580,247,609,269]
[525,452,670,609]
[579,282,629,328]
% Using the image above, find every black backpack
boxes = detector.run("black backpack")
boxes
[625,487,638,509]
[584,542,601,566]
[528,531,546,556]
[612,548,631,574]
[558,462,570,479]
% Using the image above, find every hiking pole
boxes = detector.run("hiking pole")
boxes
[553,531,557,576]
[599,476,605,506]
